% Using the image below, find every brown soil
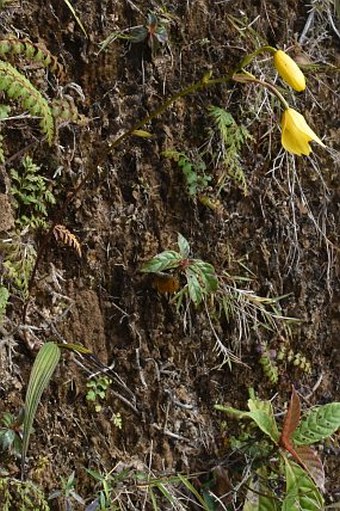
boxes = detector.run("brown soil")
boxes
[0,0,339,509]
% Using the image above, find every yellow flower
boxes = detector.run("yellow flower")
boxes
[281,108,325,156]
[274,50,306,92]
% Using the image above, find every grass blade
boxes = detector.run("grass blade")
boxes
[21,342,61,477]
[62,0,88,37]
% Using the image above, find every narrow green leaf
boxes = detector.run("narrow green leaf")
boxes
[177,233,190,258]
[21,342,61,476]
[293,403,340,445]
[62,0,87,37]
[214,404,250,419]
[141,251,182,273]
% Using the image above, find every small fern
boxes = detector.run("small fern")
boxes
[163,149,211,198]
[0,61,54,144]
[53,224,82,257]
[10,155,56,230]
[209,106,252,195]
[0,36,63,77]
[0,286,9,324]
[2,235,36,299]
[0,477,49,511]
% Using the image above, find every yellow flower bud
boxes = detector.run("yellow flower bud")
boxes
[281,108,325,156]
[274,50,306,92]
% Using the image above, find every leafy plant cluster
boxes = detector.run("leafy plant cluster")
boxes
[163,105,252,202]
[86,376,112,412]
[215,388,340,510]
[10,155,56,230]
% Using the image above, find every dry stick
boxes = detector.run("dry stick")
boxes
[22,71,236,332]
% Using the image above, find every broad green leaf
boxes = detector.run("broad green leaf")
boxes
[293,403,340,445]
[283,458,324,511]
[247,410,280,444]
[248,397,280,443]
[214,403,279,443]
[177,233,190,258]
[22,342,61,475]
[141,251,182,273]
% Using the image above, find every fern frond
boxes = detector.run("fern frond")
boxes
[1,235,37,298]
[0,37,63,77]
[51,96,81,124]
[0,61,54,144]
[53,224,82,257]
[0,286,9,324]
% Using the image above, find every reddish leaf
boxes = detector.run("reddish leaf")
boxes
[280,386,301,451]
[294,446,325,492]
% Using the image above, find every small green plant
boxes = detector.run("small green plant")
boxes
[258,344,279,385]
[49,471,85,510]
[163,149,212,199]
[0,285,9,324]
[0,477,49,511]
[111,412,123,430]
[86,376,112,412]
[10,155,56,230]
[208,105,252,195]
[86,466,130,510]
[0,410,24,457]
[141,233,218,308]
[215,387,340,509]
[100,10,169,57]
[0,60,54,144]
[1,234,37,299]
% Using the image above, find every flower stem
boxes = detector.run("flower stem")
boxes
[232,72,290,109]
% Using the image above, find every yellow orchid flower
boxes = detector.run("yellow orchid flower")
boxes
[274,50,306,92]
[281,108,325,156]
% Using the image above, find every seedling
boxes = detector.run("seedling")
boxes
[215,387,340,509]
[49,471,85,510]
[86,376,112,412]
[141,233,218,309]
[163,149,212,199]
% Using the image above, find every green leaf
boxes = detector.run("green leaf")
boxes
[247,410,279,444]
[141,251,182,273]
[214,404,251,419]
[283,458,324,511]
[248,396,280,443]
[186,268,203,306]
[214,402,279,443]
[0,286,9,323]
[177,233,190,258]
[191,260,218,293]
[293,403,340,445]
[21,342,61,475]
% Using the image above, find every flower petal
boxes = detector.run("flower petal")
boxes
[281,108,325,156]
[274,50,306,92]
